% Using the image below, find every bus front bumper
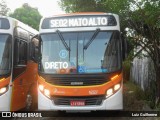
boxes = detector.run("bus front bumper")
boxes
[38,87,123,111]
[0,89,11,111]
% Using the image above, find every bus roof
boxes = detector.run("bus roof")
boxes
[44,12,118,19]
[0,16,38,35]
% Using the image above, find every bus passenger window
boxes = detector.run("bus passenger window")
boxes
[15,39,27,65]
[31,37,39,62]
[19,41,27,65]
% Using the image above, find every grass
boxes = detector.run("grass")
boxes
[123,81,149,111]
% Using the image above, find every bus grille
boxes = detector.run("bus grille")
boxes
[52,96,105,106]
[47,76,108,86]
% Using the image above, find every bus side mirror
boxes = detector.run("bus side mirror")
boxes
[31,35,39,62]
[121,35,128,61]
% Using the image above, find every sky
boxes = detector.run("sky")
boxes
[5,0,65,17]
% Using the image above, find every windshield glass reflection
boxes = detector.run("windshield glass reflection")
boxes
[39,31,121,74]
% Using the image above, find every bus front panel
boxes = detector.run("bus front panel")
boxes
[38,30,123,110]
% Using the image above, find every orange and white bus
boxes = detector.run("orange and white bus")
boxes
[0,16,38,111]
[37,12,123,111]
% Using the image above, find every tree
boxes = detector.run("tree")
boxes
[0,0,10,15]
[127,0,160,106]
[58,0,106,13]
[9,3,42,30]
[59,0,160,107]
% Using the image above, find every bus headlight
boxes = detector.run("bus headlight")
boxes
[39,84,44,91]
[106,88,113,97]
[114,83,120,91]
[0,86,8,96]
[38,84,50,98]
[106,83,121,98]
[44,89,50,97]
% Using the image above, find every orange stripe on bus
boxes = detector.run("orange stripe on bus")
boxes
[38,73,122,96]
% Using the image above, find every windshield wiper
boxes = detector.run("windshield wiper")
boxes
[56,30,70,51]
[83,28,100,50]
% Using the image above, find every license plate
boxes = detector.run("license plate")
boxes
[70,100,85,106]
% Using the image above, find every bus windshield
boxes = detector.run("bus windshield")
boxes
[39,31,121,74]
[0,34,12,75]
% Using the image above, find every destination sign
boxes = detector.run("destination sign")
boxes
[0,18,10,29]
[50,17,108,28]
[41,15,117,29]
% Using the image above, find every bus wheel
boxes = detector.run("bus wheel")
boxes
[25,93,32,110]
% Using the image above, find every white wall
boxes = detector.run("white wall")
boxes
[130,57,156,90]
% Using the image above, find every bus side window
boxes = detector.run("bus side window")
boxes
[31,37,39,62]
[15,39,28,65]
[19,40,27,64]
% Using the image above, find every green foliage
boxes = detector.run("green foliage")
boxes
[145,80,157,109]
[9,3,42,30]
[0,0,10,15]
[124,81,146,110]
[123,60,131,82]
[58,0,106,13]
